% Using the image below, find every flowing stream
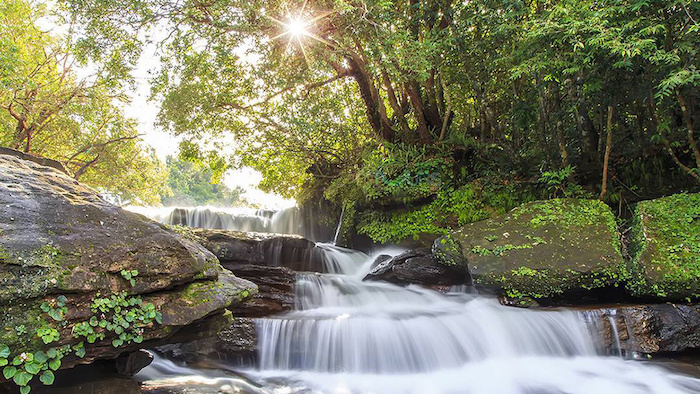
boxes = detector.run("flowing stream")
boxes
[134,209,700,393]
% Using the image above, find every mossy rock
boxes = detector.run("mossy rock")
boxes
[451,198,627,300]
[0,153,257,373]
[627,193,700,301]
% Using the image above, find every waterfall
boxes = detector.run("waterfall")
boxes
[256,275,596,374]
[134,233,700,393]
[127,206,304,236]
[245,251,700,393]
[332,205,344,245]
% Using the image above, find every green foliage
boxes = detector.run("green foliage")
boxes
[538,166,591,199]
[120,269,139,287]
[0,342,69,393]
[0,0,168,205]
[357,180,536,243]
[628,193,700,299]
[83,292,162,347]
[354,143,453,203]
[160,156,246,207]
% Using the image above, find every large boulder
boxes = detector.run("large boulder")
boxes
[0,153,257,383]
[448,199,627,301]
[363,248,469,286]
[581,303,700,355]
[627,193,700,301]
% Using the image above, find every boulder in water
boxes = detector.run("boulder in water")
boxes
[449,199,626,302]
[627,193,700,301]
[363,248,470,286]
[0,153,257,376]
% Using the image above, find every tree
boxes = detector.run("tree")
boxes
[160,156,246,206]
[62,0,699,203]
[0,0,167,204]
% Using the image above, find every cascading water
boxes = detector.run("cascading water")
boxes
[127,205,304,235]
[138,244,700,393]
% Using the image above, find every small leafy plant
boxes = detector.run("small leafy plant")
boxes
[120,269,139,287]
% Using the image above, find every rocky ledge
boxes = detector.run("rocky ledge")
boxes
[0,152,257,389]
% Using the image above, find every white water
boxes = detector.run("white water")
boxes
[139,244,700,393]
[127,205,304,235]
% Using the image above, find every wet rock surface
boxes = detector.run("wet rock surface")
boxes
[580,303,700,354]
[364,248,470,286]
[0,153,257,371]
[157,318,258,365]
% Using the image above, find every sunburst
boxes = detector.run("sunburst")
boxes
[268,2,333,63]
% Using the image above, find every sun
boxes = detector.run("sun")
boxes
[286,18,309,38]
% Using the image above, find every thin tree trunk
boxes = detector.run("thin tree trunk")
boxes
[599,106,614,200]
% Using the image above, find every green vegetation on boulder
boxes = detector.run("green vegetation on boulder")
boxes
[356,179,536,245]
[451,199,626,301]
[627,193,700,301]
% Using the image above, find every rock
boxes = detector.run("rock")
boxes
[580,303,700,355]
[0,153,257,373]
[0,146,69,175]
[627,193,700,301]
[157,318,257,365]
[115,349,154,377]
[226,265,295,317]
[192,229,319,271]
[432,234,466,268]
[364,248,469,286]
[187,229,305,316]
[449,198,626,301]
[370,254,392,270]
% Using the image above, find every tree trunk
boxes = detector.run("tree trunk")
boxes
[599,106,614,200]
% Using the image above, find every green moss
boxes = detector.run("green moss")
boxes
[627,193,700,299]
[513,199,621,254]
[461,198,627,300]
[357,179,536,244]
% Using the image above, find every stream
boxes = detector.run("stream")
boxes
[133,207,700,394]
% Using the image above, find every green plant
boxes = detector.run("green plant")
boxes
[0,343,68,394]
[120,269,139,287]
[538,166,590,198]
[40,295,68,322]
[78,292,162,347]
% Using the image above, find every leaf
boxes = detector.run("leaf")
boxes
[25,362,41,375]
[34,351,48,364]
[46,349,57,359]
[48,358,61,371]
[112,338,124,348]
[20,385,31,394]
[3,366,17,379]
[0,344,9,358]
[0,359,7,367]
[39,370,55,385]
[13,370,33,386]
[75,346,86,358]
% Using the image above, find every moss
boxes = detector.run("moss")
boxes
[357,179,536,244]
[627,193,700,300]
[460,198,627,300]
